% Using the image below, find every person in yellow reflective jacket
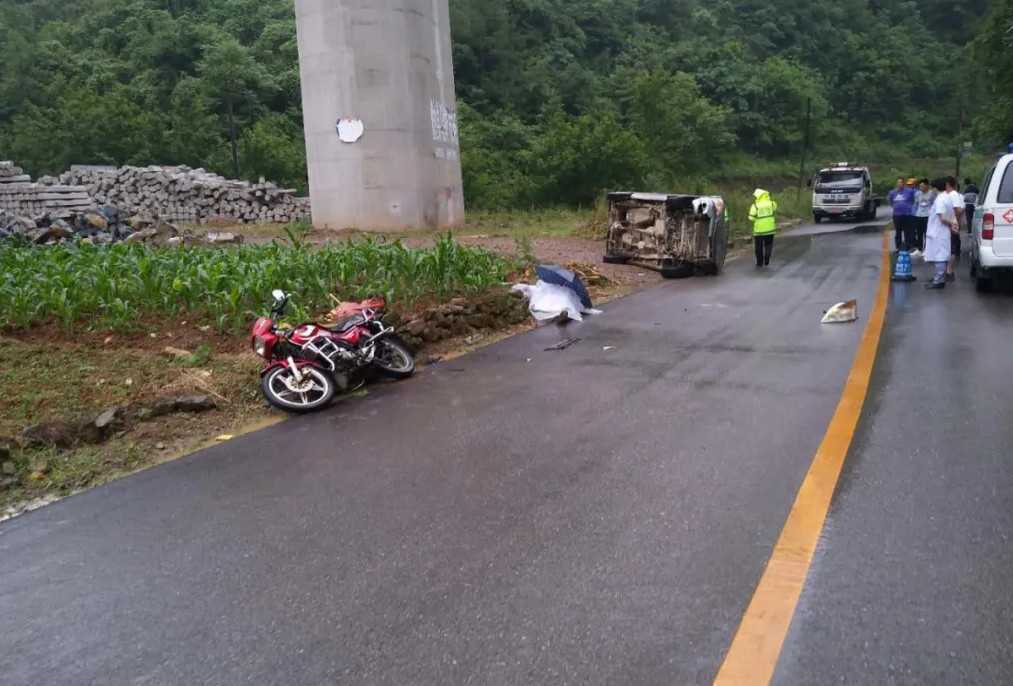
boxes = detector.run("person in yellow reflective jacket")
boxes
[749,188,778,267]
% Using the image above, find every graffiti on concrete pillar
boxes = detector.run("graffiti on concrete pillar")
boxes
[430,99,459,147]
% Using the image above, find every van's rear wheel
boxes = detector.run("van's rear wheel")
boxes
[972,260,992,292]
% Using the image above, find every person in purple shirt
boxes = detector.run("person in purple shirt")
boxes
[888,177,918,251]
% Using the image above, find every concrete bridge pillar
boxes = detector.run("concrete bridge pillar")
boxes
[295,0,465,230]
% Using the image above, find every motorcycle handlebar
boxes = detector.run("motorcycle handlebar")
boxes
[270,297,290,318]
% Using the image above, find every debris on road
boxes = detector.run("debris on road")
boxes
[567,262,611,288]
[545,337,581,352]
[603,346,616,352]
[822,300,859,324]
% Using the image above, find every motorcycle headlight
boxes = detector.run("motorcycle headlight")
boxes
[253,336,267,358]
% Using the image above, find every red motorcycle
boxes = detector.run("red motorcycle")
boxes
[251,290,415,413]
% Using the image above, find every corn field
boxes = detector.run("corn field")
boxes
[0,236,513,332]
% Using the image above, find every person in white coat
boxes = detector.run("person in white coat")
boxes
[925,178,958,290]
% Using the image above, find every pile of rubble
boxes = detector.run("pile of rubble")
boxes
[395,290,531,349]
[0,207,244,247]
[57,165,310,225]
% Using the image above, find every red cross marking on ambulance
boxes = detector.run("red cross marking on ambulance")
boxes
[1004,209,1013,224]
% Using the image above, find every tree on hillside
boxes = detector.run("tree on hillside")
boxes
[626,71,735,181]
[529,104,647,205]
[971,0,1013,143]
[0,0,999,207]
[198,35,272,178]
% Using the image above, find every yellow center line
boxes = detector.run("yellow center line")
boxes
[713,232,891,685]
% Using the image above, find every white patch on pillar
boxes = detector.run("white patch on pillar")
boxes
[337,118,365,143]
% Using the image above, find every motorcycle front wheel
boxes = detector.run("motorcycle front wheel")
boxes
[372,338,416,379]
[261,365,336,413]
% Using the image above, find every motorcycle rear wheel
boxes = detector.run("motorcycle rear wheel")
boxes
[262,365,336,413]
[373,338,416,379]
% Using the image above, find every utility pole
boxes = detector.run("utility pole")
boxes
[956,101,966,181]
[797,98,813,199]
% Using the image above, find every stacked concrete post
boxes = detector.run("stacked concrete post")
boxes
[0,161,93,217]
[295,0,465,230]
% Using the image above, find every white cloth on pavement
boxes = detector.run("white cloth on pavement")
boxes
[512,281,602,323]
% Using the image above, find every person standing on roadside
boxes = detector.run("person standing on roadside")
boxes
[912,178,935,257]
[925,178,957,290]
[963,177,980,233]
[749,188,778,268]
[888,176,917,251]
[945,176,964,281]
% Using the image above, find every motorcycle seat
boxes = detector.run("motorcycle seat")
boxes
[330,314,366,333]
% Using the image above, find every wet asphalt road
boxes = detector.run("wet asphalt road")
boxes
[774,254,1013,684]
[3,218,1010,684]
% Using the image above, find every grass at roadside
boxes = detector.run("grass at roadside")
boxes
[0,336,269,515]
[457,208,589,238]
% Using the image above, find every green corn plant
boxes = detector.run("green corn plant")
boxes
[0,237,510,333]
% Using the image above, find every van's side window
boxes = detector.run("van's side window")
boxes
[982,166,996,203]
[999,163,1013,204]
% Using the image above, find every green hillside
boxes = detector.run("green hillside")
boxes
[0,0,1009,207]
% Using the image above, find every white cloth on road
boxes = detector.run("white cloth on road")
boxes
[925,193,954,263]
[512,281,602,323]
